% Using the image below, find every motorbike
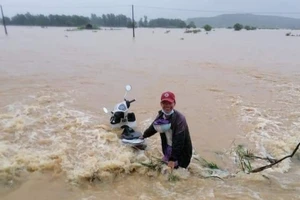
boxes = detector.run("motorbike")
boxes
[103,85,146,150]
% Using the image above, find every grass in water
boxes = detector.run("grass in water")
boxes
[235,144,254,173]
[193,156,220,169]
[140,157,181,182]
[168,172,180,182]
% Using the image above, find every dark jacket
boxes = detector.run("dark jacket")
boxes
[143,110,193,168]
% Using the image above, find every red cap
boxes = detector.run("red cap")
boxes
[161,91,176,103]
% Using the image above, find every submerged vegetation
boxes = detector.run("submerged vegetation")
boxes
[286,32,300,37]
[233,23,257,31]
[233,142,300,173]
[193,156,219,169]
[139,141,300,182]
[184,29,201,34]
[66,24,101,31]
[80,140,300,185]
[244,25,257,30]
[139,157,181,182]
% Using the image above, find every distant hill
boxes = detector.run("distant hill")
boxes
[187,14,300,29]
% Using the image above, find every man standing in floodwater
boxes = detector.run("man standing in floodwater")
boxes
[141,91,193,169]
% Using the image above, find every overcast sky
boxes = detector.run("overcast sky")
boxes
[1,0,300,19]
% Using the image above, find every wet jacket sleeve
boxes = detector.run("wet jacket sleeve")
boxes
[143,123,157,138]
[143,113,162,138]
[169,117,186,162]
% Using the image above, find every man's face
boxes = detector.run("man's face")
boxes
[160,101,175,113]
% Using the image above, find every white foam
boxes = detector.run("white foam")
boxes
[231,82,300,175]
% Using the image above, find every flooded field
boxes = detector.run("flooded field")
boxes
[1,26,300,199]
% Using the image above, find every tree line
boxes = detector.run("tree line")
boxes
[1,12,195,28]
[1,13,261,32]
[231,23,257,31]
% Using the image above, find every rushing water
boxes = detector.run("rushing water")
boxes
[1,26,300,200]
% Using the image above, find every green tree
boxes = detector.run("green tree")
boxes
[127,21,137,28]
[138,18,144,27]
[187,21,196,29]
[203,24,212,31]
[244,25,251,30]
[11,14,26,25]
[244,25,257,30]
[148,18,186,28]
[0,17,11,25]
[233,23,243,31]
[143,16,148,27]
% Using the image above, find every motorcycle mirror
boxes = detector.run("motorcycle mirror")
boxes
[103,107,109,114]
[124,85,132,99]
[125,85,132,91]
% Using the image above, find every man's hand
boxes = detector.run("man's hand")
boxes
[168,161,175,169]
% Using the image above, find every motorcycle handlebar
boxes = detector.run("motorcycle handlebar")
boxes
[125,99,136,108]
[129,99,136,103]
[124,99,136,103]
